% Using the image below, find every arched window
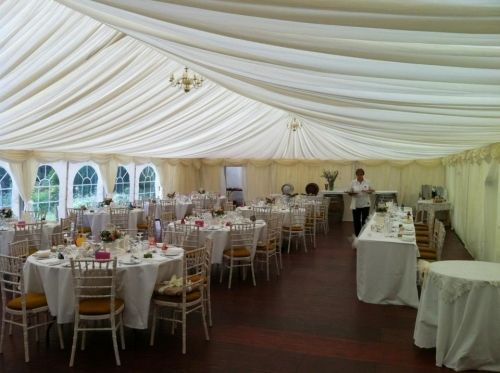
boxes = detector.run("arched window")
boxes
[138,166,156,200]
[32,165,59,220]
[0,167,13,208]
[73,165,98,206]
[113,166,130,203]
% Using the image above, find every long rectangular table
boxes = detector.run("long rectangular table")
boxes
[356,212,419,308]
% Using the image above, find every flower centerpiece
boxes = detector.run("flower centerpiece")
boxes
[265,197,275,205]
[321,170,339,191]
[212,207,225,217]
[0,207,13,219]
[167,192,176,199]
[103,197,113,206]
[198,189,206,194]
[100,228,122,242]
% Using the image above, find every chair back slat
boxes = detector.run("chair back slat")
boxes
[8,239,30,259]
[229,222,255,250]
[70,258,117,307]
[0,255,26,306]
[110,208,130,230]
[173,223,201,250]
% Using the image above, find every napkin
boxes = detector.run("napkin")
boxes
[403,223,415,232]
[401,234,415,242]
[33,249,50,258]
[39,258,62,266]
[165,247,183,256]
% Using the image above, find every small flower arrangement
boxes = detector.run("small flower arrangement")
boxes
[167,192,176,199]
[103,197,113,206]
[100,228,122,242]
[0,207,13,219]
[321,170,339,183]
[198,189,206,194]
[212,208,225,217]
[265,197,275,205]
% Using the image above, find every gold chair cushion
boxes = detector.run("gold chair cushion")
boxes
[7,293,47,310]
[419,251,437,260]
[223,247,251,257]
[79,298,124,315]
[136,223,149,230]
[154,289,201,303]
[282,225,303,232]
[78,227,92,234]
[256,243,275,251]
[188,274,206,284]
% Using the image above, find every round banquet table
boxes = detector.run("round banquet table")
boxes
[0,222,58,255]
[23,252,182,329]
[82,209,144,239]
[167,220,266,264]
[414,260,500,371]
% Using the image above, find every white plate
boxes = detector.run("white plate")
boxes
[119,258,141,265]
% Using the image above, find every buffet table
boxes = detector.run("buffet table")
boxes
[416,199,451,226]
[320,190,398,222]
[414,260,500,371]
[356,212,419,308]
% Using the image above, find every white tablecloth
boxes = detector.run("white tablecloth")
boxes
[414,260,500,371]
[23,253,182,329]
[167,220,266,264]
[356,213,419,308]
[83,209,144,239]
[0,222,58,255]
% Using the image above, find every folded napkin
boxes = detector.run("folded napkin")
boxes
[33,249,50,258]
[401,234,415,242]
[165,247,183,256]
[39,258,62,266]
[155,274,189,295]
[402,223,414,230]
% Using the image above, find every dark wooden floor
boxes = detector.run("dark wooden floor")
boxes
[0,222,476,373]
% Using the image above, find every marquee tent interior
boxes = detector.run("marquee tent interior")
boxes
[1,0,499,260]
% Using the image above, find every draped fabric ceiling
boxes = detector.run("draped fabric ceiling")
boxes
[2,0,500,160]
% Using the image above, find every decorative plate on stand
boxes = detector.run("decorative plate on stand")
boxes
[281,183,294,195]
[305,183,319,195]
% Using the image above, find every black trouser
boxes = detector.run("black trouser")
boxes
[352,207,370,236]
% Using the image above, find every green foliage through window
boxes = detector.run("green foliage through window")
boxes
[73,165,98,207]
[0,167,13,208]
[138,166,156,200]
[32,165,59,221]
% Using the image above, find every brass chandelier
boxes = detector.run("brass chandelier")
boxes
[287,116,302,132]
[169,67,204,93]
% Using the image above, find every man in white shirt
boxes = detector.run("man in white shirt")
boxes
[349,168,374,236]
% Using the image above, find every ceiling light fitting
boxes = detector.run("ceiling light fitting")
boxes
[287,117,302,132]
[169,67,204,93]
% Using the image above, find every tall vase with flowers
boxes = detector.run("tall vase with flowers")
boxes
[322,170,339,191]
